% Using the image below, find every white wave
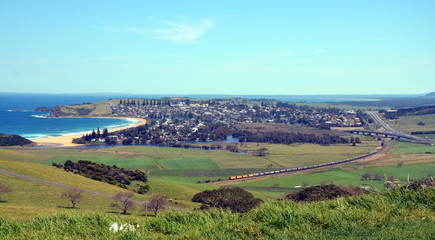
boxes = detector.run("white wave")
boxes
[61,131,92,137]
[8,109,32,112]
[104,125,123,128]
[31,114,49,118]
[26,134,55,140]
[126,118,140,123]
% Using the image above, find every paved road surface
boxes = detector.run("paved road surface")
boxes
[367,111,435,145]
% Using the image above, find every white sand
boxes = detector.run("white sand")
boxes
[33,117,146,147]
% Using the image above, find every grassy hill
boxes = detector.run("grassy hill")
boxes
[0,187,433,239]
[50,100,114,117]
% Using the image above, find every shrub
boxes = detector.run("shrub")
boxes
[0,183,12,201]
[192,187,263,213]
[285,185,369,202]
[405,178,435,190]
[137,185,150,194]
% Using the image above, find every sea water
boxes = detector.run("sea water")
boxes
[0,93,137,140]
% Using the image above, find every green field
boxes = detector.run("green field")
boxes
[3,137,434,219]
[416,134,435,139]
[155,158,219,170]
[44,156,160,169]
[225,162,435,198]
[394,142,435,153]
[391,114,435,133]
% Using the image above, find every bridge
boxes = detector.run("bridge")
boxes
[342,130,414,140]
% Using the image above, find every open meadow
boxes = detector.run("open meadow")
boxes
[387,114,435,133]
[2,138,434,219]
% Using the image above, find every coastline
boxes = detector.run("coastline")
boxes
[32,117,146,147]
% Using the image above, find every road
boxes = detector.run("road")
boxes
[367,111,435,145]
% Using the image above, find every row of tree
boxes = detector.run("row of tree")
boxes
[53,160,148,191]
[60,188,167,216]
[233,131,351,146]
[72,128,109,144]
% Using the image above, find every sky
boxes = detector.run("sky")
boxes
[0,0,434,95]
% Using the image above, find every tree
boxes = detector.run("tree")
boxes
[102,128,109,138]
[397,161,404,168]
[146,194,168,216]
[0,183,11,201]
[111,192,135,214]
[61,188,83,208]
[374,173,382,181]
[285,185,368,202]
[254,147,268,156]
[361,172,372,181]
[192,187,263,213]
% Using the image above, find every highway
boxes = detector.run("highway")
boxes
[367,111,435,145]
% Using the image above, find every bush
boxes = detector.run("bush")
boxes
[285,185,369,202]
[0,183,12,201]
[405,178,435,190]
[192,187,263,213]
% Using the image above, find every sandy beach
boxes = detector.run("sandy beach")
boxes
[32,117,146,147]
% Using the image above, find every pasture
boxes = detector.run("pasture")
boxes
[224,162,435,198]
[394,142,435,153]
[44,156,160,169]
[417,134,435,139]
[391,113,435,133]
[0,140,379,201]
[12,138,434,219]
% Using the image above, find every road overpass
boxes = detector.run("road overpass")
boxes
[362,111,435,145]
[342,130,413,140]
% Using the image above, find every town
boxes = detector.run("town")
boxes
[77,98,367,146]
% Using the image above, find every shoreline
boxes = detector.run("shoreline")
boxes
[32,117,146,147]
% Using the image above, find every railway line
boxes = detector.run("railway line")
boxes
[228,143,385,181]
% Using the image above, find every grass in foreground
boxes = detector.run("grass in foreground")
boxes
[0,188,433,239]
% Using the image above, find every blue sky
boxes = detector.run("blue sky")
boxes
[1,1,434,95]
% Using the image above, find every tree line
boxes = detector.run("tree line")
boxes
[52,160,149,193]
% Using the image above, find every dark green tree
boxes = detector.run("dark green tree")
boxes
[102,128,109,138]
[192,187,263,213]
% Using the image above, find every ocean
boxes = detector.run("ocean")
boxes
[0,93,372,140]
[0,93,137,140]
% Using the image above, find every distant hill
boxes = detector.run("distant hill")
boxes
[328,96,435,108]
[0,133,33,146]
[49,100,112,117]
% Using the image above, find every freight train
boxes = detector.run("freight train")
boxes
[228,150,379,180]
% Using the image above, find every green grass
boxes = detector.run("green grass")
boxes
[43,156,160,170]
[0,140,384,217]
[394,142,435,153]
[416,134,435,139]
[0,188,433,239]
[57,100,112,116]
[226,162,435,198]
[155,158,219,170]
[390,114,435,133]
